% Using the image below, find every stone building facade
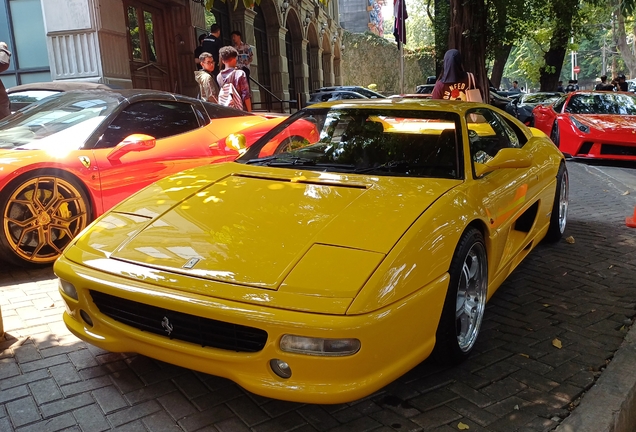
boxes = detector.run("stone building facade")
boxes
[0,0,344,111]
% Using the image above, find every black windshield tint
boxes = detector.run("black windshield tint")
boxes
[238,108,462,179]
[566,93,636,115]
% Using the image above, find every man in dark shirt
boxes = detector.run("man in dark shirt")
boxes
[595,75,614,91]
[0,41,11,120]
[193,34,207,70]
[201,24,224,78]
[617,74,629,91]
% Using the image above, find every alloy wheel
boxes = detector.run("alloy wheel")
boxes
[3,176,88,263]
[455,242,487,353]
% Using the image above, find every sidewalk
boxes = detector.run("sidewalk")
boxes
[0,160,635,432]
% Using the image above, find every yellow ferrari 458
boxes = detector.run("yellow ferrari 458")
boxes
[55,99,568,404]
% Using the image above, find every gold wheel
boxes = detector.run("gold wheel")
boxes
[2,175,89,265]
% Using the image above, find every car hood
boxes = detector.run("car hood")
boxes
[79,163,461,290]
[570,114,636,132]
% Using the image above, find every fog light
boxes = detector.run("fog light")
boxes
[270,358,292,379]
[79,310,93,327]
[280,335,361,356]
[58,279,78,300]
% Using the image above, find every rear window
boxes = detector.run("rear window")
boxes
[201,101,253,119]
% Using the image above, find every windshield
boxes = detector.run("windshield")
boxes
[0,91,121,149]
[565,93,636,115]
[238,108,461,179]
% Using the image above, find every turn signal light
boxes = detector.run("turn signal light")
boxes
[280,335,361,356]
[58,279,78,300]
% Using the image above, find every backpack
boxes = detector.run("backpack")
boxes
[218,70,244,110]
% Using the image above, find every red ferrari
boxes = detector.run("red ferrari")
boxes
[533,91,636,159]
[0,89,285,266]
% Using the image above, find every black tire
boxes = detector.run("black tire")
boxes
[0,171,91,266]
[544,164,569,243]
[433,227,488,365]
[550,121,560,148]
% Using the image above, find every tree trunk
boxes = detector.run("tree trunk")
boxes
[539,1,577,91]
[615,9,636,78]
[448,0,488,100]
[434,0,450,77]
[490,44,512,89]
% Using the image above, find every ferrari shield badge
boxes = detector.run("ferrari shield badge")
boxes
[78,156,91,168]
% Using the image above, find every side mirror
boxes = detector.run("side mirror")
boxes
[107,134,156,161]
[225,133,247,154]
[474,148,532,177]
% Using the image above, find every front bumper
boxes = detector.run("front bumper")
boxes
[55,256,449,404]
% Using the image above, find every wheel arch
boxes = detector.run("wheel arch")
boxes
[0,167,96,221]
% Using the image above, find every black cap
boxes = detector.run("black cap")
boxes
[618,74,626,79]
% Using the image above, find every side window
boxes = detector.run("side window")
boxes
[96,101,200,148]
[552,96,567,113]
[466,108,517,164]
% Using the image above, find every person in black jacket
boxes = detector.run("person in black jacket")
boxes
[201,24,224,78]
[0,42,11,120]
[193,34,207,70]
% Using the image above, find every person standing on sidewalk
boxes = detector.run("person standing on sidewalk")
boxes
[217,46,251,112]
[195,52,219,103]
[0,42,11,120]
[201,24,224,79]
[231,31,253,82]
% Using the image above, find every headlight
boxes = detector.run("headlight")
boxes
[571,116,590,133]
[280,334,361,356]
[58,279,78,300]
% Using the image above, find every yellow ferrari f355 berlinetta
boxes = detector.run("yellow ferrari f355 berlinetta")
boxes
[54,99,568,404]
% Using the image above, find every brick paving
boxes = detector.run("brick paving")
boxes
[1,160,635,432]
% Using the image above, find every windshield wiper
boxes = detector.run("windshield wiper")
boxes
[354,160,411,173]
[245,156,315,166]
[245,156,354,170]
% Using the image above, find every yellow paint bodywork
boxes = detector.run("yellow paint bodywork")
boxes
[54,100,565,404]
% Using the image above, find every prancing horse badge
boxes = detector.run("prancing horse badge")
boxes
[78,156,91,168]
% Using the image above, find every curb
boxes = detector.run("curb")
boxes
[555,321,636,432]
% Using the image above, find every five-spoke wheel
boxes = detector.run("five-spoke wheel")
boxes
[545,163,569,242]
[0,173,90,266]
[434,228,488,364]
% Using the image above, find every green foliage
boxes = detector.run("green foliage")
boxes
[342,31,435,94]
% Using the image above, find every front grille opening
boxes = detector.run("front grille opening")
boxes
[577,142,593,155]
[600,144,636,157]
[89,290,268,352]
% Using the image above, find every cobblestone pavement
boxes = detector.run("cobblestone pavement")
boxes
[1,160,636,432]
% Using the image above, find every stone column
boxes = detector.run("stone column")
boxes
[322,51,334,87]
[41,0,132,87]
[296,38,310,108]
[268,26,290,111]
[310,46,323,90]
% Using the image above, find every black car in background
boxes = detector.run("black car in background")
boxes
[313,86,385,99]
[505,92,563,126]
[306,90,368,105]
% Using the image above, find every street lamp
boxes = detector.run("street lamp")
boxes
[280,0,289,17]
[303,12,312,28]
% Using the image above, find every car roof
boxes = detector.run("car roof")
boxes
[7,81,119,94]
[315,86,385,98]
[306,98,497,112]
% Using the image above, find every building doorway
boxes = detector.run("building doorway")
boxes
[124,1,171,91]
